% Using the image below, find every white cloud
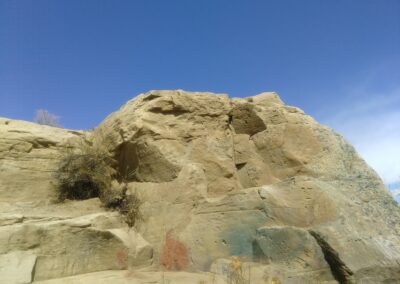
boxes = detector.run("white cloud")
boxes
[388,182,400,201]
[320,88,400,184]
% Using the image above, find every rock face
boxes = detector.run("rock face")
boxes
[1,90,399,283]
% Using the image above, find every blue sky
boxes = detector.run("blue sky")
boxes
[1,1,399,197]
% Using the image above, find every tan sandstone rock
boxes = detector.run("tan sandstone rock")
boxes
[0,118,86,203]
[1,90,399,283]
[0,251,37,284]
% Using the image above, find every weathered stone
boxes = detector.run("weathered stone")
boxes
[93,90,240,195]
[210,258,336,284]
[257,177,338,227]
[230,102,266,136]
[0,118,86,203]
[0,90,399,283]
[0,203,153,281]
[33,270,228,284]
[253,226,328,270]
[0,251,37,284]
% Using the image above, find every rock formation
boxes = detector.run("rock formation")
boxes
[0,90,399,283]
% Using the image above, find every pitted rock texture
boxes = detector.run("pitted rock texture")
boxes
[1,90,399,283]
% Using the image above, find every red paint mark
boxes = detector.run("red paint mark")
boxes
[116,249,128,269]
[161,230,188,270]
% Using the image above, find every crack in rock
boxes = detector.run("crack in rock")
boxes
[309,230,354,284]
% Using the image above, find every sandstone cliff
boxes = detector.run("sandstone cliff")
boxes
[0,90,399,283]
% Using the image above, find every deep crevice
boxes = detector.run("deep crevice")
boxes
[148,106,189,116]
[114,141,139,182]
[31,138,58,149]
[31,256,38,281]
[235,162,246,170]
[228,114,233,125]
[309,230,354,284]
[142,93,162,101]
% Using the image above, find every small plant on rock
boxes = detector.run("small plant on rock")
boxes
[119,193,142,227]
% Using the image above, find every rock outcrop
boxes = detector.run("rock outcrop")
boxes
[1,90,399,283]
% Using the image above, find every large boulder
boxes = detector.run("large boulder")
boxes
[1,90,399,283]
[93,90,400,283]
[93,90,240,194]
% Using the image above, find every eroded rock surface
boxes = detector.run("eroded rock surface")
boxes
[1,90,399,283]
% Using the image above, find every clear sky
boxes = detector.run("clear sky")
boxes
[1,1,399,196]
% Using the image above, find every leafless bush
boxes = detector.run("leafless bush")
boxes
[55,142,113,201]
[34,109,61,127]
[119,193,142,227]
[55,139,142,227]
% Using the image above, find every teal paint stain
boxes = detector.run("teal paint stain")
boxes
[221,213,266,258]
[224,226,254,257]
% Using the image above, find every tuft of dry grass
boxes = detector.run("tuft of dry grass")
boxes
[271,277,281,284]
[228,256,246,284]
[226,256,255,284]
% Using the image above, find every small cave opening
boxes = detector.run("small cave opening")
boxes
[114,142,140,182]
[235,162,247,170]
[230,104,266,136]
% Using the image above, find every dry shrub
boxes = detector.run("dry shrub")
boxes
[119,193,142,227]
[55,142,113,201]
[55,139,142,227]
[34,109,61,127]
